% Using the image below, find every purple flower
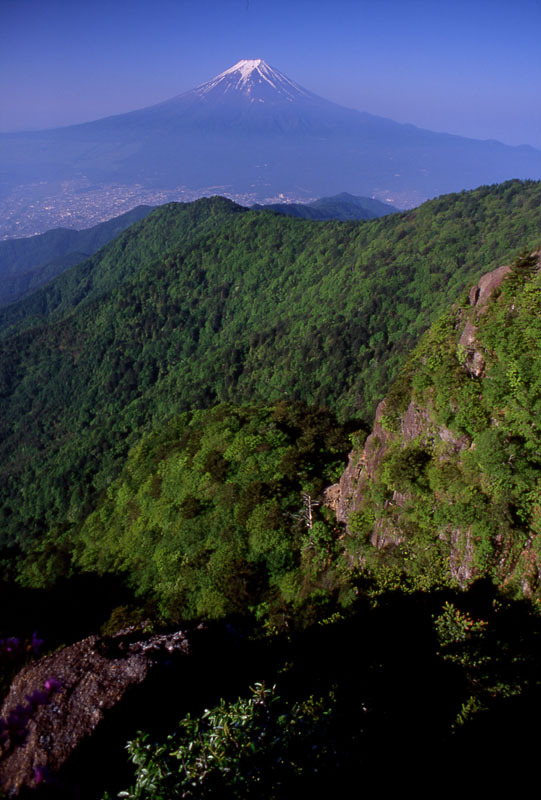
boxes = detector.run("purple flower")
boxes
[6,637,21,653]
[33,765,50,786]
[44,677,62,694]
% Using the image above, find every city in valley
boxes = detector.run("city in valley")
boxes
[0,179,316,240]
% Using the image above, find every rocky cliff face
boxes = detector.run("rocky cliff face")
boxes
[328,252,541,595]
[0,627,191,795]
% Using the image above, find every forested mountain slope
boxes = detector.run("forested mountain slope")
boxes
[0,197,246,335]
[332,250,541,599]
[1,180,540,582]
[0,205,153,308]
[73,250,541,625]
[75,402,351,622]
[0,194,393,310]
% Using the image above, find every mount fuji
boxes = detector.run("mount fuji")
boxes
[2,58,541,227]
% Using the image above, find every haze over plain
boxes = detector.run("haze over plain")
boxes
[2,9,541,239]
[2,0,541,238]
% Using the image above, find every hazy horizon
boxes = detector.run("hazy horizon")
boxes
[1,0,540,149]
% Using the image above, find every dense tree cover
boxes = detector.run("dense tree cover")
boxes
[74,402,351,623]
[0,205,153,308]
[1,180,541,570]
[0,196,245,335]
[347,250,541,597]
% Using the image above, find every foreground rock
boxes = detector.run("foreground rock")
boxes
[0,627,191,795]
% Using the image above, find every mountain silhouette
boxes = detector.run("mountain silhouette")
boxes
[2,59,541,209]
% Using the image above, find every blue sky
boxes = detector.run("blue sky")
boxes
[1,0,540,147]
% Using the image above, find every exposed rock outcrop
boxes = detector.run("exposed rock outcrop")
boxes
[468,263,511,309]
[329,257,541,593]
[0,627,191,795]
[447,528,476,586]
[330,398,467,534]
[331,399,392,526]
[459,262,511,377]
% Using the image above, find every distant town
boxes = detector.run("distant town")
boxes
[0,180,316,240]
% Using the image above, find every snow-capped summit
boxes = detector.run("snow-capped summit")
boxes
[191,58,314,104]
[124,56,337,136]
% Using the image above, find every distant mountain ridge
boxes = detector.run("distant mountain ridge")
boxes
[1,59,541,234]
[0,205,153,307]
[253,193,397,221]
[0,194,393,308]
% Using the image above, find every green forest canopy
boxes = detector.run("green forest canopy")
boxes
[1,179,540,586]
